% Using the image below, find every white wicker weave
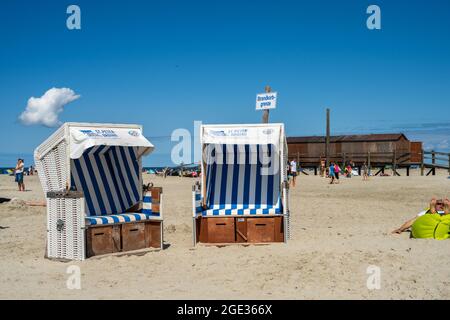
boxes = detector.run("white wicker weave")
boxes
[47,195,86,260]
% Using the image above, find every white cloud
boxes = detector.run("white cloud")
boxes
[19,87,80,127]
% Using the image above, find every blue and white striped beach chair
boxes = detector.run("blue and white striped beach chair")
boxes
[192,123,290,245]
[35,123,164,260]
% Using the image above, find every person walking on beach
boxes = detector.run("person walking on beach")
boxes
[14,158,25,191]
[362,162,369,181]
[320,159,326,177]
[333,163,341,184]
[345,163,352,178]
[329,162,335,184]
[290,159,297,187]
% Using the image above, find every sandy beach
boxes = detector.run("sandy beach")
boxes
[0,170,449,300]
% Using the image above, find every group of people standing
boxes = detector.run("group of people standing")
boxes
[325,161,370,184]
[328,162,341,184]
[287,158,371,186]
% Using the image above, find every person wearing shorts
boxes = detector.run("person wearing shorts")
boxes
[15,158,25,191]
[329,162,335,184]
[362,162,369,181]
[290,160,297,187]
[334,163,340,183]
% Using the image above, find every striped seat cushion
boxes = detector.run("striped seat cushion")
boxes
[202,203,282,216]
[85,212,155,226]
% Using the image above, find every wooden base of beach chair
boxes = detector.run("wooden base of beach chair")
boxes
[86,220,162,258]
[86,225,121,257]
[87,247,162,260]
[122,223,146,251]
[195,216,284,245]
[145,221,162,248]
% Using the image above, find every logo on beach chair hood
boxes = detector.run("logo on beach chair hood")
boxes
[128,130,140,137]
[206,129,248,138]
[208,130,226,137]
[78,129,118,138]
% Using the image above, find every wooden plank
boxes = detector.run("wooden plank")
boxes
[247,218,275,243]
[235,217,248,243]
[261,85,271,124]
[87,247,161,260]
[421,149,425,176]
[112,225,121,253]
[86,225,118,257]
[121,223,146,252]
[393,149,398,176]
[325,108,330,166]
[207,217,235,243]
[424,151,450,156]
[197,217,209,243]
[145,221,162,248]
[274,216,284,243]
[410,142,422,163]
[374,167,383,176]
[151,187,162,213]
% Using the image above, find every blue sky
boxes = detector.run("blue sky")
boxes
[0,0,449,167]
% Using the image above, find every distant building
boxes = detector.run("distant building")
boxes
[287,133,423,168]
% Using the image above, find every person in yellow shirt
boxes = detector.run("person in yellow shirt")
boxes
[391,197,449,234]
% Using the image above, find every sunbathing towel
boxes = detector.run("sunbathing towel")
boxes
[411,214,450,240]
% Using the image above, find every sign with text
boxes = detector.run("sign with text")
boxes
[256,92,277,110]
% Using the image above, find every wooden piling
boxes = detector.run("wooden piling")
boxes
[420,149,424,176]
[448,153,450,175]
[325,108,330,167]
[431,150,436,176]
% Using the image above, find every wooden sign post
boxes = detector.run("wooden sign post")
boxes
[262,85,271,123]
[325,108,330,167]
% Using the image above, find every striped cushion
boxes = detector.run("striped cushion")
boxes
[86,212,156,226]
[194,192,203,214]
[194,188,282,217]
[142,193,152,215]
[202,204,281,216]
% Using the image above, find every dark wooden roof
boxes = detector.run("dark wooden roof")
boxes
[287,133,408,144]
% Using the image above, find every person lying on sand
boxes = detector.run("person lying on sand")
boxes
[391,197,449,234]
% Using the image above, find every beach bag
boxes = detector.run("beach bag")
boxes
[411,214,450,240]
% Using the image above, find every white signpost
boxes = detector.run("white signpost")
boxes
[256,92,277,110]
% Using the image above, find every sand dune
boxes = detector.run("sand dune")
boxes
[0,171,449,299]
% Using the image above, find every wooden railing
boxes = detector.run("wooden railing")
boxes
[289,150,450,176]
[420,150,450,176]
